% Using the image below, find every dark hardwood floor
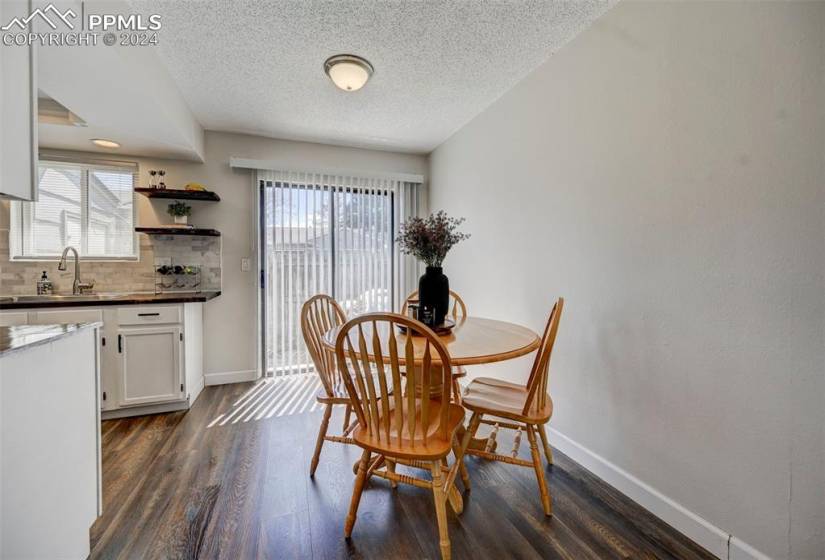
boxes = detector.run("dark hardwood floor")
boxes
[91,378,716,559]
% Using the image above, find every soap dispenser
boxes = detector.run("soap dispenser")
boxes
[36,271,53,295]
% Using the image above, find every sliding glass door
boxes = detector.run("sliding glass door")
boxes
[261,177,396,377]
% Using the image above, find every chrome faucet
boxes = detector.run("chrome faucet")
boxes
[58,246,95,295]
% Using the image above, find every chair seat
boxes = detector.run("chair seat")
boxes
[316,381,351,404]
[462,377,553,424]
[353,399,466,460]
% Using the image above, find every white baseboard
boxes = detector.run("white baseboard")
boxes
[101,400,188,420]
[547,428,771,560]
[729,537,772,560]
[188,376,205,404]
[204,369,259,386]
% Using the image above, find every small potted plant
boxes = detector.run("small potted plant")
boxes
[397,210,470,326]
[167,201,192,225]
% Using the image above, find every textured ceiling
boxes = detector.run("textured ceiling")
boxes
[129,0,615,153]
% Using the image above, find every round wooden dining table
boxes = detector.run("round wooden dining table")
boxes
[321,314,540,449]
[321,315,540,512]
[320,315,540,366]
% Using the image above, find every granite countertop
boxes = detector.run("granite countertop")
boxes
[0,290,220,310]
[0,322,103,357]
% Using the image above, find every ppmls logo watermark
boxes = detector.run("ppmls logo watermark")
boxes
[1,2,161,47]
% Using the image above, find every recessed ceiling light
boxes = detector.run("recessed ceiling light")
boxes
[324,54,374,92]
[91,138,120,149]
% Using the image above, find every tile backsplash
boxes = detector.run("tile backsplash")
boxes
[0,230,221,295]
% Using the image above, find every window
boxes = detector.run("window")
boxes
[10,159,138,260]
[258,170,422,376]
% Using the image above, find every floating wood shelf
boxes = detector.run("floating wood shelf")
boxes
[135,188,221,202]
[135,227,221,237]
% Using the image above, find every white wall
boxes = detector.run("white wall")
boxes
[129,132,427,381]
[428,2,824,559]
[1,131,427,382]
[37,0,206,161]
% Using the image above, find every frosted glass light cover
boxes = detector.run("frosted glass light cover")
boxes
[324,55,373,92]
[329,62,369,91]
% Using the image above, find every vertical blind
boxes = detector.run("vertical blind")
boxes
[259,170,421,376]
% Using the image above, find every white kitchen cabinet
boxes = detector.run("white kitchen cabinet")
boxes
[0,311,28,326]
[117,325,184,406]
[0,0,39,201]
[30,308,104,325]
[0,302,204,417]
[1,325,100,559]
[29,309,110,407]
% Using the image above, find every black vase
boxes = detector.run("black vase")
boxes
[418,266,449,326]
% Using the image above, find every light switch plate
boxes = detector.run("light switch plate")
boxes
[241,257,250,272]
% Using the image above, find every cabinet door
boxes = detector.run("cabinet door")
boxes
[117,325,184,406]
[0,0,38,201]
[0,311,28,326]
[31,308,112,408]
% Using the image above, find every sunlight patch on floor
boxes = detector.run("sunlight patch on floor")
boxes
[207,374,323,427]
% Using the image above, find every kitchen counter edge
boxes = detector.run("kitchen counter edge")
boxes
[0,291,221,310]
[0,322,103,357]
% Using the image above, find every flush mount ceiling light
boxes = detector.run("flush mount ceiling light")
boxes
[91,138,120,149]
[324,54,374,92]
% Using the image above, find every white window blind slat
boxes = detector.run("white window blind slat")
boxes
[11,159,137,260]
[260,170,421,377]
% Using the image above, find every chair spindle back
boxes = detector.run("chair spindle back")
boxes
[301,294,347,397]
[401,289,467,321]
[523,298,564,415]
[335,313,453,446]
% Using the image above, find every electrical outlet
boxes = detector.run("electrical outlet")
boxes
[241,258,250,272]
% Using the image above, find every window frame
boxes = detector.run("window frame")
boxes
[9,156,140,262]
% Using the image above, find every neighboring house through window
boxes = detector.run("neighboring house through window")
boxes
[10,158,138,260]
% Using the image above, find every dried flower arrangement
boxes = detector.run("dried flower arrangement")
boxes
[397,210,470,268]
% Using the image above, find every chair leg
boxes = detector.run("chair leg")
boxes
[463,412,483,447]
[527,425,552,516]
[452,436,471,491]
[441,454,458,510]
[345,449,371,538]
[458,411,483,470]
[430,461,451,560]
[310,403,333,477]
[451,378,462,404]
[386,458,398,489]
[445,468,464,515]
[537,423,554,465]
[343,403,352,432]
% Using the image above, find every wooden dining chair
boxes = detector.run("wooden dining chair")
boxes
[400,289,467,322]
[401,289,468,400]
[460,297,564,516]
[301,294,356,477]
[335,313,472,560]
